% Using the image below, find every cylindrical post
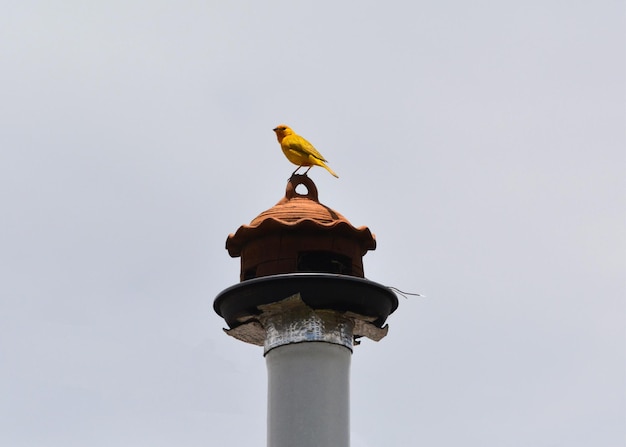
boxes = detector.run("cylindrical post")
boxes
[259,295,354,447]
[266,342,351,447]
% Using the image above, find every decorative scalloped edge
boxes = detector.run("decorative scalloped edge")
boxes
[227,218,376,256]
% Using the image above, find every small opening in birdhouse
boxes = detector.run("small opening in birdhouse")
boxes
[297,251,352,275]
[295,183,308,195]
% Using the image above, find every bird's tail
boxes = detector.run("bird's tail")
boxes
[321,162,339,178]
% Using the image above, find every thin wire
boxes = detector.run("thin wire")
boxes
[387,286,426,299]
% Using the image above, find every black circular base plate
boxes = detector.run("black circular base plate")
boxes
[214,273,399,329]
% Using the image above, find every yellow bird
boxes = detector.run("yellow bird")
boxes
[273,124,339,178]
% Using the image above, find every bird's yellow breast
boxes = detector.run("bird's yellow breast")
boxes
[281,135,315,166]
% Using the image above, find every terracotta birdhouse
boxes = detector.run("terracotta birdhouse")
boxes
[226,175,376,281]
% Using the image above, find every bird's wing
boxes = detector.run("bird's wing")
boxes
[286,135,327,162]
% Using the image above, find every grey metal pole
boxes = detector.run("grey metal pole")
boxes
[266,342,351,447]
[260,295,354,447]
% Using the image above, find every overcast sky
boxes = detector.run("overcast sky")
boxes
[1,1,624,446]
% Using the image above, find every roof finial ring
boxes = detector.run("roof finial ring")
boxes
[286,174,319,202]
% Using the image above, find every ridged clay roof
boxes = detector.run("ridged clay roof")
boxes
[226,175,376,257]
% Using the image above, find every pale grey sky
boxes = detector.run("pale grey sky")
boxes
[1,1,624,446]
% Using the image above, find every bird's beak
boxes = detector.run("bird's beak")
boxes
[272,127,278,132]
